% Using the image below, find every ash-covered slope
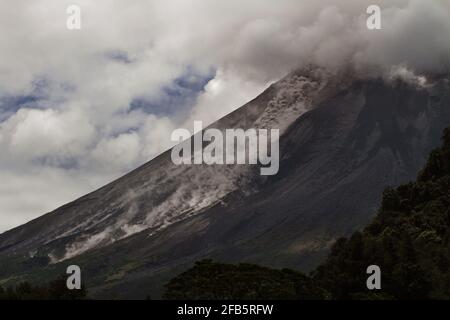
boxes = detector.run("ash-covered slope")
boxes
[0,66,342,260]
[0,68,449,298]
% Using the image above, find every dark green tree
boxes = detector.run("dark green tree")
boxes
[164,260,325,300]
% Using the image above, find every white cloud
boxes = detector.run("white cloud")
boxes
[2,108,94,162]
[185,70,270,128]
[90,132,141,171]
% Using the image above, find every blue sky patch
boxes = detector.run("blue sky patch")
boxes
[129,67,215,117]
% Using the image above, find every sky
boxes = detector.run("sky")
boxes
[0,0,449,232]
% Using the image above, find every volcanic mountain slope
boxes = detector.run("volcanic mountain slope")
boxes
[0,67,449,298]
[0,66,342,261]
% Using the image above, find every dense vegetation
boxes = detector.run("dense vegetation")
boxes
[164,126,450,300]
[0,276,87,300]
[163,259,325,299]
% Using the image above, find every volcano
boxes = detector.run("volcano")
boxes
[1,66,449,298]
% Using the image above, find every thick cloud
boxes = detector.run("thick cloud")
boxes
[0,0,449,232]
